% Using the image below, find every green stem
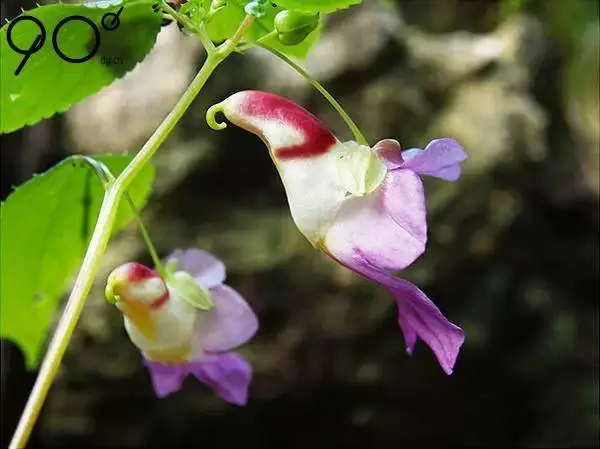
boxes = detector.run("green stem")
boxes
[133,204,166,278]
[205,1,227,23]
[8,186,120,449]
[162,0,215,52]
[236,30,277,52]
[8,15,254,449]
[72,156,166,278]
[257,44,369,146]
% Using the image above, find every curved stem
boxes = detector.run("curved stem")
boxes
[235,30,277,53]
[133,205,166,278]
[8,12,254,445]
[162,0,215,53]
[111,54,219,195]
[205,1,227,23]
[8,186,120,449]
[217,14,254,57]
[72,156,166,279]
[257,44,369,146]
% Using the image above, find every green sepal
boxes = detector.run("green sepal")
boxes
[167,270,215,310]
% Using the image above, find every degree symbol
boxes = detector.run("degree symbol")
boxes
[101,6,124,31]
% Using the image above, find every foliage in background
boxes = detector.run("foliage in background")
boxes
[0,155,155,367]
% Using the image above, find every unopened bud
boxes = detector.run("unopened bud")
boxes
[274,10,320,45]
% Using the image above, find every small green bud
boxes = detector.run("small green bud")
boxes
[274,10,320,45]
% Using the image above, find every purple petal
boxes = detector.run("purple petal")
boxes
[325,168,427,272]
[194,285,259,353]
[168,248,226,289]
[325,252,465,375]
[143,358,187,398]
[400,138,467,181]
[186,352,252,406]
[398,313,418,355]
[391,277,465,374]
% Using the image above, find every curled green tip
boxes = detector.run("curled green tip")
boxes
[71,155,115,186]
[104,283,119,305]
[206,103,228,131]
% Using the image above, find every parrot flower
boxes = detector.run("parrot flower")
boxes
[105,248,258,405]
[207,91,467,374]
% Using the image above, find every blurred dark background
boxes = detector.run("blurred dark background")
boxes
[1,0,598,447]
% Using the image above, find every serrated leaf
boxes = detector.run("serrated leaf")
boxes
[0,155,155,368]
[272,0,362,14]
[168,271,215,311]
[206,1,322,59]
[0,0,162,134]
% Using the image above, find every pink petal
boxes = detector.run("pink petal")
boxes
[373,139,404,169]
[323,167,464,374]
[325,168,427,272]
[331,253,465,375]
[400,138,467,181]
[168,248,226,289]
[143,358,186,398]
[194,285,259,353]
[187,352,252,406]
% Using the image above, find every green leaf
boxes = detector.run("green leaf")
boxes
[0,155,155,368]
[180,0,204,18]
[271,0,362,14]
[0,0,162,134]
[167,271,215,311]
[206,1,322,58]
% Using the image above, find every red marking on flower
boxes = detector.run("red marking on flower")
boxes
[127,263,158,282]
[240,91,336,160]
[149,290,170,310]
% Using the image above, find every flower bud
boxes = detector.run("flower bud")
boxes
[274,10,320,45]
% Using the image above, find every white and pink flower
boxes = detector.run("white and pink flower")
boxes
[208,90,467,374]
[105,248,258,404]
